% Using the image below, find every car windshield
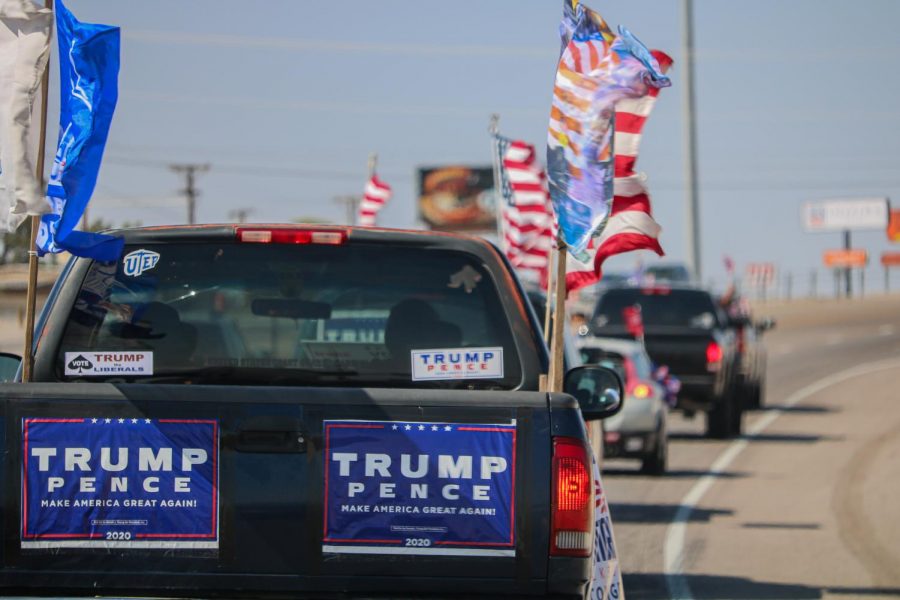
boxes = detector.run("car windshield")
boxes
[56,241,522,389]
[594,289,722,329]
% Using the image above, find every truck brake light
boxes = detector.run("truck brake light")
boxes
[550,436,593,557]
[706,341,723,371]
[237,228,347,245]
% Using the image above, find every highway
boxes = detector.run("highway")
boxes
[605,295,900,599]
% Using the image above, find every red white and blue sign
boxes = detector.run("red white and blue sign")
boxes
[323,420,516,556]
[21,418,219,549]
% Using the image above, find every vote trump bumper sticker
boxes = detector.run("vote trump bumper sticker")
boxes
[323,420,516,556]
[410,347,503,381]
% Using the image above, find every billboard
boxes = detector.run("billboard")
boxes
[802,198,889,232]
[418,166,497,232]
[887,210,900,242]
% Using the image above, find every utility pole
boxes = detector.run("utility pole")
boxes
[170,163,210,225]
[228,208,253,223]
[681,0,701,282]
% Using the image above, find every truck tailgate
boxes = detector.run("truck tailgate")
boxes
[0,383,553,598]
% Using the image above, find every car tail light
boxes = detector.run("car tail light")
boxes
[237,228,347,245]
[550,437,593,557]
[633,383,652,399]
[706,341,723,371]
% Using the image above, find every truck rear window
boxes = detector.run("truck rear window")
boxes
[56,242,522,389]
[593,288,722,329]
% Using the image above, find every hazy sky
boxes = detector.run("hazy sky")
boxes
[50,0,900,293]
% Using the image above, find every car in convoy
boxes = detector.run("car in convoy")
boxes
[0,224,625,599]
[718,291,775,409]
[576,337,669,474]
[590,285,743,438]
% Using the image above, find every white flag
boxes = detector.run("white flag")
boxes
[0,0,52,232]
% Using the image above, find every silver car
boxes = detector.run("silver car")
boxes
[576,337,669,475]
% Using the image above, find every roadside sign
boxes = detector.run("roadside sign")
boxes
[802,198,889,232]
[888,210,900,242]
[823,249,868,268]
[744,263,775,287]
[881,252,900,267]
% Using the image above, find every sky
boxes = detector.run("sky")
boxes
[40,0,900,294]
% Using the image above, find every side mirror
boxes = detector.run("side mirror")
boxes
[564,365,624,421]
[756,317,776,332]
[0,352,22,383]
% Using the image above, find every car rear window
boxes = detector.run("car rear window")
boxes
[56,242,522,389]
[593,288,722,329]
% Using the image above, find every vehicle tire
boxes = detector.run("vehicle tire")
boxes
[747,379,765,410]
[641,428,667,475]
[706,396,733,439]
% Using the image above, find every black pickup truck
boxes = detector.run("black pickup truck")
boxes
[0,225,624,599]
[590,285,742,438]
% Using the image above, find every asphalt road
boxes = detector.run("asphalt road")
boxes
[604,295,900,600]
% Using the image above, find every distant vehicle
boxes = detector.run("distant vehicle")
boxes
[643,262,692,284]
[591,285,743,438]
[718,292,776,409]
[576,337,669,474]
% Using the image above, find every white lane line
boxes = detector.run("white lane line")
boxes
[663,356,900,600]
[878,324,895,336]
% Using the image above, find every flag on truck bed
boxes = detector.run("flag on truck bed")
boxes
[0,0,52,232]
[358,173,391,227]
[35,0,121,260]
[566,50,673,292]
[494,135,554,285]
[546,0,669,272]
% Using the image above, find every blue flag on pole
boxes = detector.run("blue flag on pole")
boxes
[36,0,122,260]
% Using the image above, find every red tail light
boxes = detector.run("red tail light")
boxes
[633,383,652,399]
[706,341,723,371]
[551,437,594,557]
[237,228,347,245]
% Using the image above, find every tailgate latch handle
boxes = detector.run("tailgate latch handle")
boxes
[233,429,307,454]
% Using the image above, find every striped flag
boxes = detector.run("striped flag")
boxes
[358,173,391,227]
[566,50,673,293]
[547,1,670,257]
[495,136,555,284]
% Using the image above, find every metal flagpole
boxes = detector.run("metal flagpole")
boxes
[546,235,568,393]
[22,0,53,383]
[488,114,504,245]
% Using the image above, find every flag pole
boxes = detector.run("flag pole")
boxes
[22,0,53,383]
[546,235,568,393]
[488,114,505,248]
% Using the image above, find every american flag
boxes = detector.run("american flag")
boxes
[357,174,392,227]
[495,135,555,284]
[566,50,674,292]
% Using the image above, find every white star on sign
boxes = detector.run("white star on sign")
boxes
[145,419,151,424]
[104,418,111,424]
[444,425,452,431]
[392,425,398,430]
[404,424,412,431]
[131,419,138,424]
[91,418,98,424]
[417,425,425,431]
[118,418,125,424]
[431,425,438,431]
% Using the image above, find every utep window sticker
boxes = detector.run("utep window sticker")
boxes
[410,347,503,381]
[122,248,160,277]
[21,417,219,550]
[323,419,516,557]
[65,351,153,376]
